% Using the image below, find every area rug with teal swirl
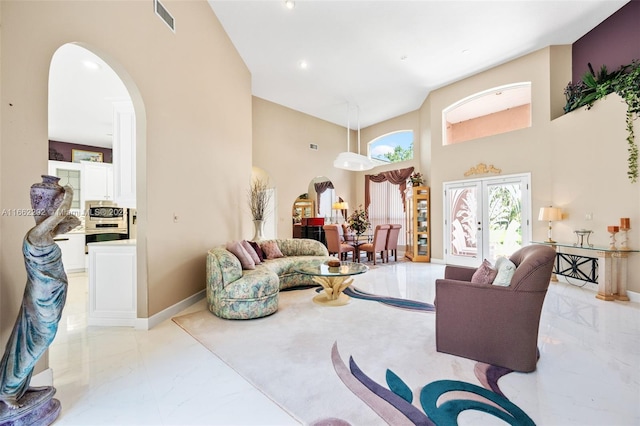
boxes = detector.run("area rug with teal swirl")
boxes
[173,286,534,425]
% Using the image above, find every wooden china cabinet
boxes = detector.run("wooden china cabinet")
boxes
[405,186,430,262]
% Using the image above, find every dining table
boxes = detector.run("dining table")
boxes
[345,233,372,262]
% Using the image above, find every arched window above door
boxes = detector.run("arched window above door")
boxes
[443,82,532,145]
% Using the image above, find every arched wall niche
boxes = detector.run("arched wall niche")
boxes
[308,176,336,220]
[251,166,277,240]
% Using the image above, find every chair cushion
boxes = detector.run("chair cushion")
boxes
[471,259,497,284]
[493,257,516,286]
[340,243,355,251]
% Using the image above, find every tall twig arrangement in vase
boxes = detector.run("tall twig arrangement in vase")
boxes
[248,178,272,241]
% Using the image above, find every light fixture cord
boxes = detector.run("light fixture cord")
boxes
[357,105,361,155]
[346,103,350,152]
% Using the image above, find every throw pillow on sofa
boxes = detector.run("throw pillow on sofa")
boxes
[261,241,284,259]
[226,240,256,270]
[248,241,265,261]
[241,240,262,264]
[471,259,497,284]
[493,257,516,286]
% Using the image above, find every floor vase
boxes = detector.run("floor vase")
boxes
[253,220,266,241]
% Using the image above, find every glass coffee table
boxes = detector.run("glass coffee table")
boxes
[295,260,368,306]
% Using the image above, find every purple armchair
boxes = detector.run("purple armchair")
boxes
[435,244,556,372]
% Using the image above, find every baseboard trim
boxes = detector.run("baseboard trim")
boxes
[626,289,639,303]
[135,289,205,330]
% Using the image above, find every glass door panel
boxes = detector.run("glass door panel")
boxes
[486,179,525,261]
[445,182,481,267]
[445,173,530,267]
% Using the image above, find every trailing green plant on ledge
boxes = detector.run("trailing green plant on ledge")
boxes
[564,60,640,182]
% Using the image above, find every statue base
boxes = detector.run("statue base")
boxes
[0,387,60,426]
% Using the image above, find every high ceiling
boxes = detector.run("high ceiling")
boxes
[48,1,629,148]
[208,0,628,128]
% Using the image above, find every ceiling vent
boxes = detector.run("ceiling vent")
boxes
[154,0,175,33]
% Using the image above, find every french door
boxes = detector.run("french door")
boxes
[444,174,531,267]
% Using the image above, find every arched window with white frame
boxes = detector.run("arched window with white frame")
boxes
[443,82,532,145]
[368,130,414,165]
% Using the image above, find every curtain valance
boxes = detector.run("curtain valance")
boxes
[364,166,414,211]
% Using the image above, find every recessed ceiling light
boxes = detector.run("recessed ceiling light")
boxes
[284,0,295,10]
[298,60,308,70]
[82,60,100,70]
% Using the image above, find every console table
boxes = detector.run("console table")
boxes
[532,241,638,301]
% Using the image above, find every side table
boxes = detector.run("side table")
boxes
[532,241,637,301]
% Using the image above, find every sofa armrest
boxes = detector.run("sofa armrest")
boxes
[443,265,477,281]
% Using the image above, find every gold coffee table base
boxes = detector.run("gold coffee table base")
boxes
[312,292,350,306]
[311,276,353,306]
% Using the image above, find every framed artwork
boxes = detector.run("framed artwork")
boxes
[72,149,103,163]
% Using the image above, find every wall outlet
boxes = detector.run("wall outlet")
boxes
[173,213,179,223]
[585,212,593,221]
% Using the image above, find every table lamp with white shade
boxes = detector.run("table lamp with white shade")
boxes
[538,206,563,243]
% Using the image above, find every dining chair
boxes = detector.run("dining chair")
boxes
[323,224,355,261]
[385,224,402,262]
[341,223,356,244]
[359,224,390,265]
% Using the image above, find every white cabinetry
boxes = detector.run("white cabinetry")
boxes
[112,101,136,208]
[81,161,113,202]
[54,233,86,272]
[48,160,82,213]
[88,240,136,326]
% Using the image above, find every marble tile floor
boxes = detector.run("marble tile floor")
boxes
[48,261,639,425]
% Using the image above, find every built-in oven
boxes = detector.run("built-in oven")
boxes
[84,200,129,252]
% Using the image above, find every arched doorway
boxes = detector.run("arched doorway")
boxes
[48,42,147,326]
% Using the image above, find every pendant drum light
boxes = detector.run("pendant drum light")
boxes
[333,104,374,171]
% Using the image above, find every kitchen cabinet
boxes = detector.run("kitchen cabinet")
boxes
[54,232,86,272]
[48,160,82,212]
[81,161,113,202]
[88,240,136,326]
[405,186,430,262]
[112,101,136,208]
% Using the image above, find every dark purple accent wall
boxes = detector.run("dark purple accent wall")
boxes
[572,0,640,83]
[49,140,112,163]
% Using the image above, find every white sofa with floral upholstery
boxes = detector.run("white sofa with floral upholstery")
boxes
[206,238,331,319]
